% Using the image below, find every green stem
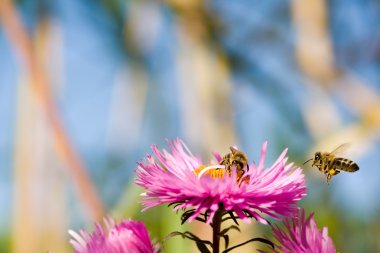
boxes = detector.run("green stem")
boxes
[212,209,223,253]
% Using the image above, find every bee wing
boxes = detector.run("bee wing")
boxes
[330,143,351,156]
[230,146,239,153]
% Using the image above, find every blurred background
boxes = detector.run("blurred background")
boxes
[0,0,379,252]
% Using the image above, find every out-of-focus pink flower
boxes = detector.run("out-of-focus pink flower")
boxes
[69,218,159,253]
[266,210,336,253]
[135,139,307,224]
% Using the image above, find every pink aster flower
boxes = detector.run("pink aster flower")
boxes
[135,139,307,224]
[266,210,336,253]
[69,218,159,253]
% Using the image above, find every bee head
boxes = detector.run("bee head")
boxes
[229,147,249,172]
[303,153,318,166]
[312,152,322,166]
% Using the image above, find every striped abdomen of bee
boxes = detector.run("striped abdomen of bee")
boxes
[331,158,360,172]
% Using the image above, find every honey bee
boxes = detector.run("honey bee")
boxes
[304,143,359,184]
[220,146,249,177]
[193,147,250,183]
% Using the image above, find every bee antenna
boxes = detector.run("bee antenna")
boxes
[303,158,313,165]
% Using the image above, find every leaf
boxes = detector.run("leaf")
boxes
[181,209,196,224]
[195,241,212,253]
[218,225,240,249]
[204,209,210,221]
[221,234,229,249]
[222,237,275,253]
[195,217,207,223]
[221,211,239,225]
[219,225,240,235]
[164,231,212,253]
[243,210,253,218]
[168,202,183,209]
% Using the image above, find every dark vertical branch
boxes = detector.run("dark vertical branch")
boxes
[212,209,223,253]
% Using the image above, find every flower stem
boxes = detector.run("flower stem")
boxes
[212,209,223,253]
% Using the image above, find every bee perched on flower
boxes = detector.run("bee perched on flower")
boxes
[193,146,250,184]
[135,139,307,225]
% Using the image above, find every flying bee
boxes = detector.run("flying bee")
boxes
[304,143,360,185]
[193,147,250,183]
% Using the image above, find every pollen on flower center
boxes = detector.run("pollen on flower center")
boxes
[194,164,227,179]
[194,164,251,184]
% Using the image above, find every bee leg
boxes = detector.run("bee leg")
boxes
[238,174,250,186]
[322,159,330,185]
[326,169,340,185]
[225,164,231,175]
[319,158,327,173]
[322,158,327,170]
[220,157,228,167]
[326,174,332,185]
